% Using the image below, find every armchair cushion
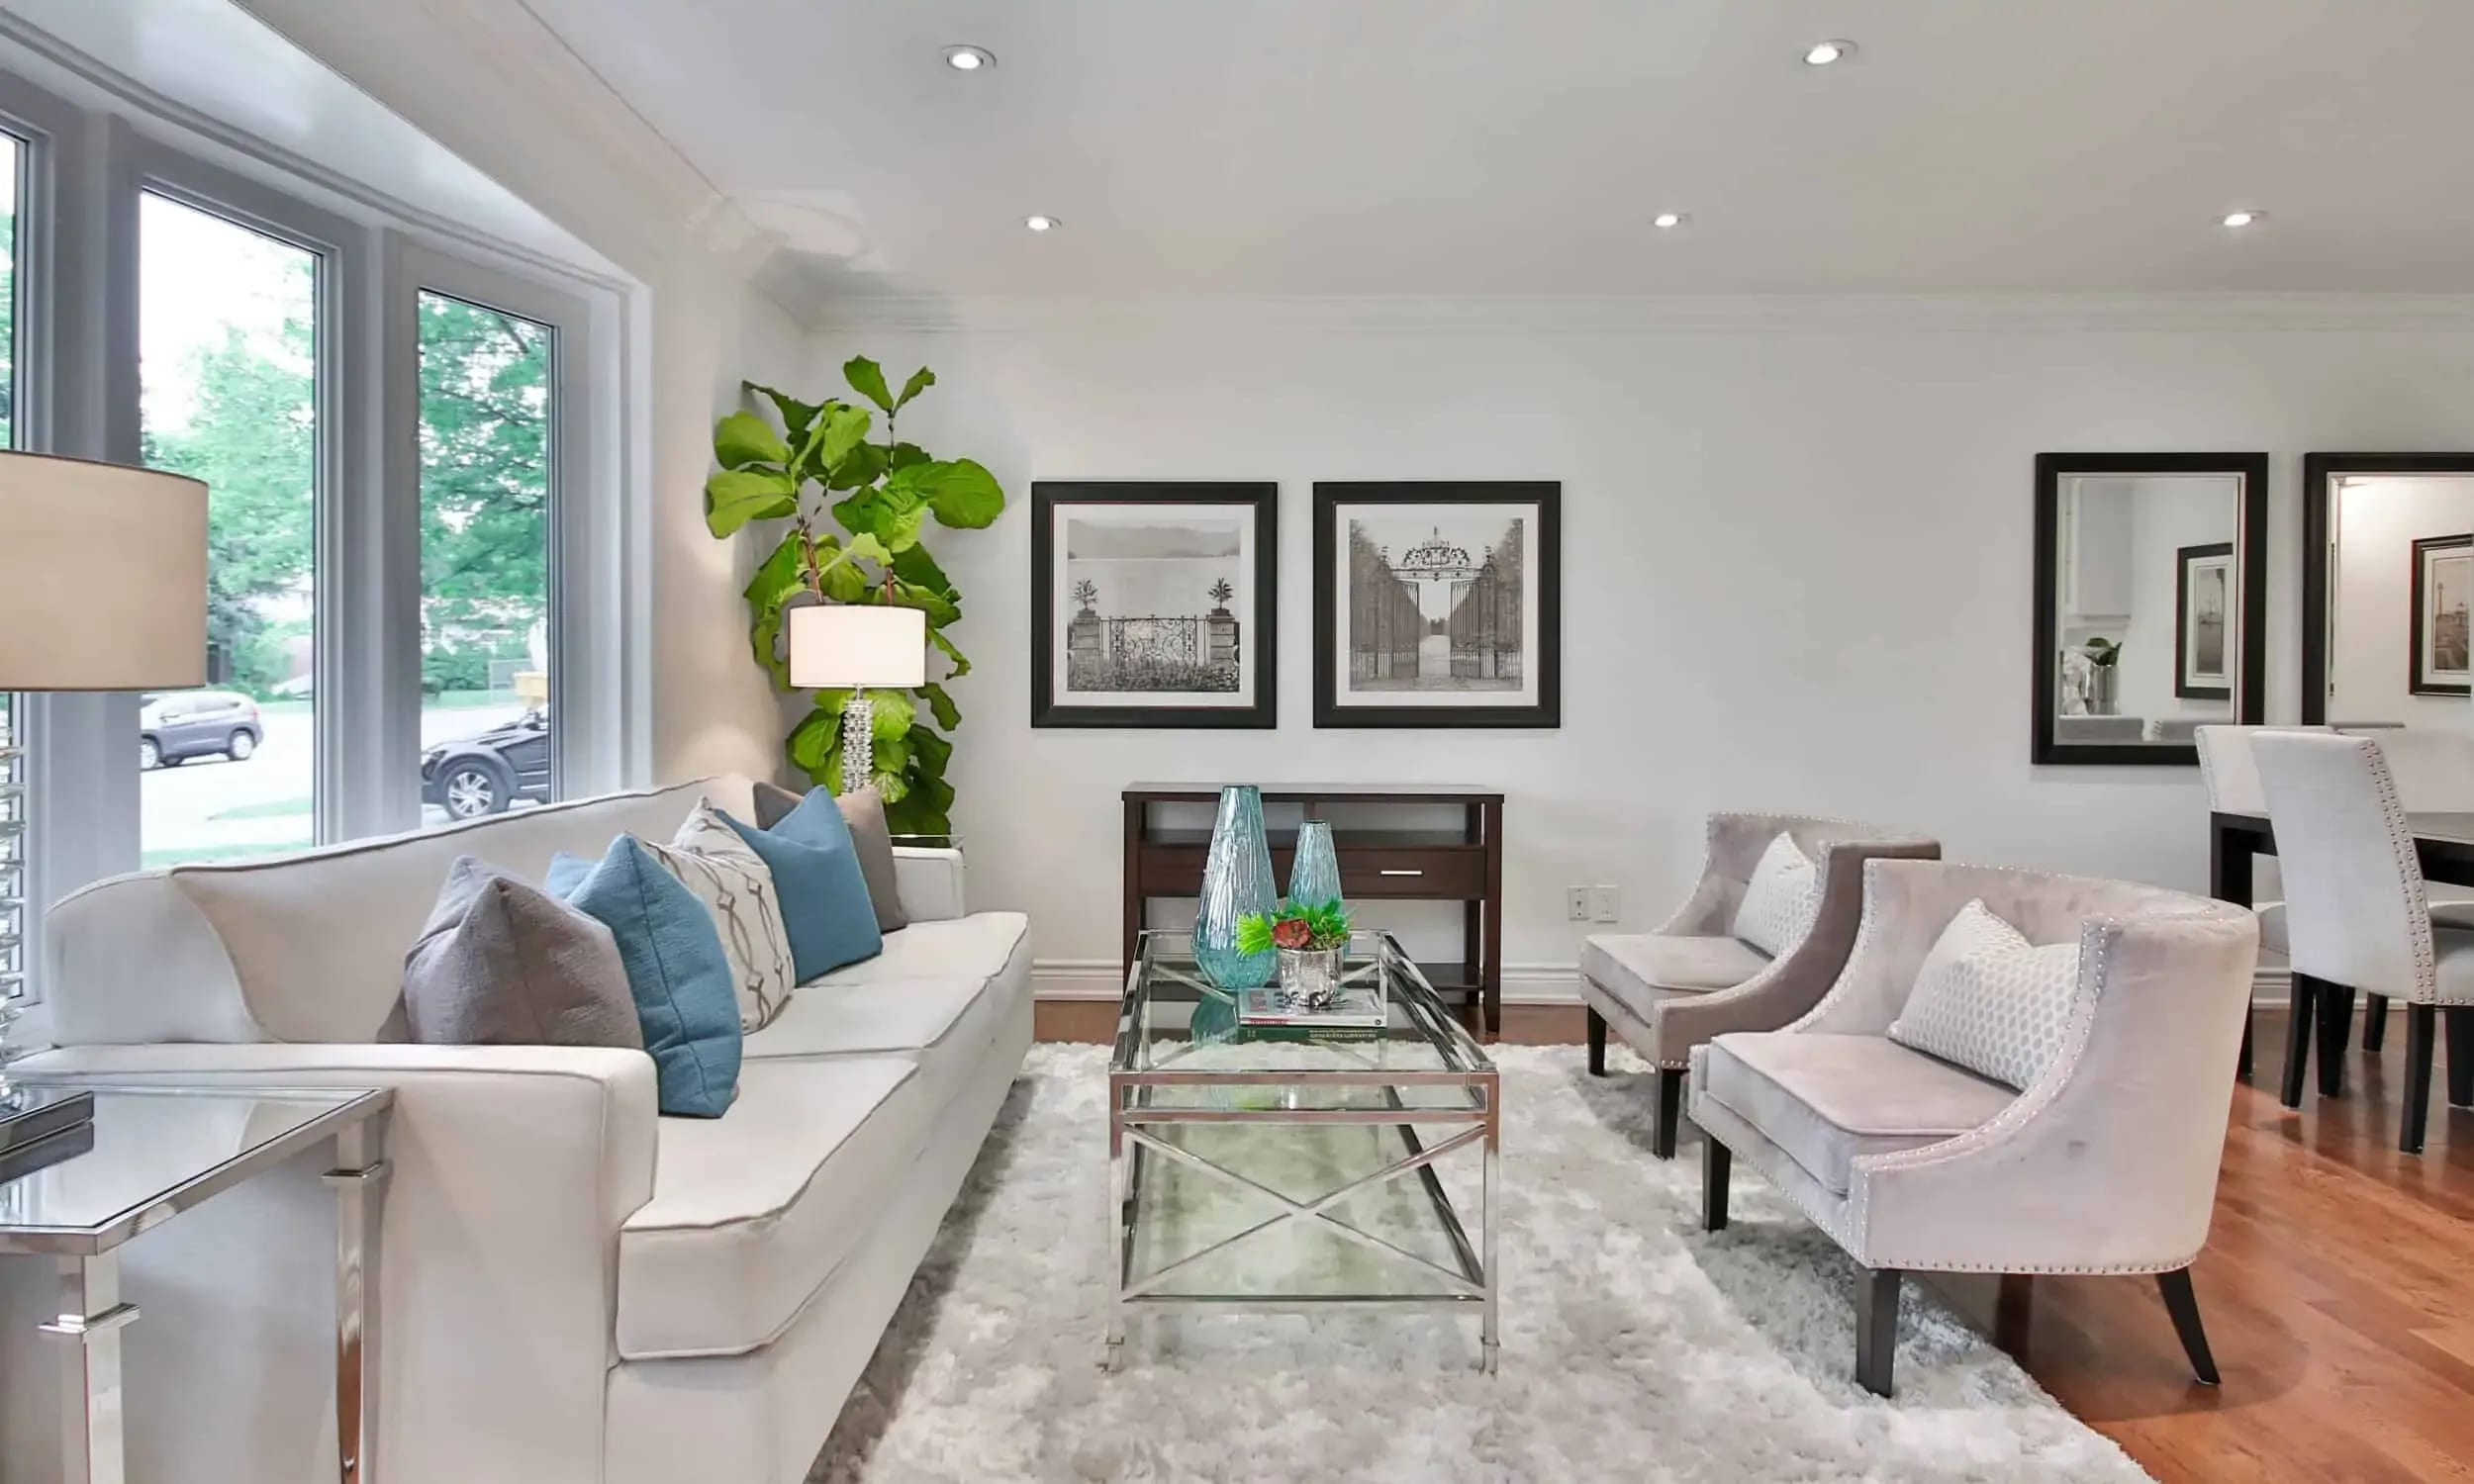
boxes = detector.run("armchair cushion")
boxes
[1730,832,1819,957]
[1888,899,2078,1090]
[1582,933,1770,1008]
[1700,1032,2012,1195]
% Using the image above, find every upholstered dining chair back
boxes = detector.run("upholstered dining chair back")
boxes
[2347,727,2474,813]
[2194,725,2327,815]
[2252,732,2437,1002]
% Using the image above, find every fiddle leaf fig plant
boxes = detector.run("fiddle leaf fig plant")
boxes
[706,356,1003,835]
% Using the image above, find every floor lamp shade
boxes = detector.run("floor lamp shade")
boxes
[788,604,927,690]
[0,452,210,690]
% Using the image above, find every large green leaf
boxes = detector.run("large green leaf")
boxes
[867,690,914,741]
[841,531,894,569]
[894,367,936,412]
[741,532,810,688]
[706,468,799,536]
[843,356,896,415]
[928,625,972,679]
[888,441,931,471]
[787,699,844,773]
[823,441,887,492]
[744,383,823,440]
[713,411,789,470]
[819,404,873,471]
[877,502,928,554]
[889,579,959,627]
[913,459,1005,528]
[908,723,952,773]
[918,682,960,730]
[892,543,957,615]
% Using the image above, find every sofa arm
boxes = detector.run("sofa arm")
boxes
[11,1041,658,1483]
[894,846,966,922]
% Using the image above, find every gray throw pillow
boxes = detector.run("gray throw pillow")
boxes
[753,782,908,933]
[399,857,644,1048]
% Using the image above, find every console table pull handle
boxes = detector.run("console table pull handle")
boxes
[1380,869,1423,877]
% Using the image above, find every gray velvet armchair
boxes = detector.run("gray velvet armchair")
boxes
[1688,859,2258,1396]
[1579,812,1941,1158]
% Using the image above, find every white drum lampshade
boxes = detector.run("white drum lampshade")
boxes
[0,452,210,690]
[788,603,927,691]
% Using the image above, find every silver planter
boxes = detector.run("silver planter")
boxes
[1276,946,1347,1008]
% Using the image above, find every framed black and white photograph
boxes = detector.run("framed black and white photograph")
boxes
[1030,481,1279,728]
[2174,541,2234,699]
[1313,481,1560,728]
[2411,533,2472,696]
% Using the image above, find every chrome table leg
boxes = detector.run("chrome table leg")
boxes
[39,1252,139,1484]
[324,1118,390,1484]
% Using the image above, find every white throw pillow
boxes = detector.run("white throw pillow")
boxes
[1730,832,1820,958]
[1889,899,2079,1091]
[651,802,798,1031]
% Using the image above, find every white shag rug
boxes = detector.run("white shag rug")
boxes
[809,1044,2150,1483]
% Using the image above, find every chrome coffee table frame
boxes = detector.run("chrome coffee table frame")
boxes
[1105,931,1500,1373]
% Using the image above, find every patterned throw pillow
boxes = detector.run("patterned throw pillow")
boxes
[1730,832,1820,958]
[648,801,798,1031]
[1889,899,2080,1091]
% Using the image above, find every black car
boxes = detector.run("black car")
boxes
[421,709,551,819]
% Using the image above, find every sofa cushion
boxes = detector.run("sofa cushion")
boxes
[720,805,883,981]
[547,837,742,1118]
[661,803,798,1032]
[1700,1032,2013,1195]
[616,1057,930,1359]
[1580,934,1770,1023]
[396,857,640,1049]
[774,785,909,935]
[805,912,1029,989]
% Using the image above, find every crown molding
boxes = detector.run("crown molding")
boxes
[813,292,2474,337]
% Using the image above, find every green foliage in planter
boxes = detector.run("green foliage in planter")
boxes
[1235,899,1354,955]
[705,358,1004,835]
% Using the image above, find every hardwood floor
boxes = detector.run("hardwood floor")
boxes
[1039,997,2474,1480]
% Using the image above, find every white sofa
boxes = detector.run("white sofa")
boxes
[10,775,1031,1484]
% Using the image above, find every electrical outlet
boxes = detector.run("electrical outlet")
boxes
[1589,884,1621,923]
[1566,886,1590,922]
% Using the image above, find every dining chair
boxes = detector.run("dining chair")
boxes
[2251,732,2474,1153]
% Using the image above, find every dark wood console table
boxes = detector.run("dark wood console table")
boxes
[1121,784,1506,1035]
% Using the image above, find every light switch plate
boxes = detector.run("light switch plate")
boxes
[1588,885,1620,923]
[1566,886,1590,922]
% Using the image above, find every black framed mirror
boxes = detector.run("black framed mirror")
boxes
[2032,453,2268,765]
[2302,453,2474,725]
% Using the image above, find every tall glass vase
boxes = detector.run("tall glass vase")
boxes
[1193,786,1278,990]
[1288,819,1343,909]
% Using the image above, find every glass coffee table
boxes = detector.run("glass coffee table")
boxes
[1106,929,1499,1372]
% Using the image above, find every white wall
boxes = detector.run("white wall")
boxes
[807,298,2474,996]
[2332,475,2474,725]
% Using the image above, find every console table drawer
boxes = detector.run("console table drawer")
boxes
[1340,849,1483,899]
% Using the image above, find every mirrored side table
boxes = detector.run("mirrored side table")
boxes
[0,1085,393,1484]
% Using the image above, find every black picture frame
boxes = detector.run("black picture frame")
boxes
[2410,533,2473,697]
[2031,452,2268,766]
[1029,481,1279,729]
[2173,541,2234,700]
[1312,481,1561,729]
[2302,453,2474,722]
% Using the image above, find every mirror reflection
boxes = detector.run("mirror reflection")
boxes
[2051,473,2244,747]
[2327,472,2474,724]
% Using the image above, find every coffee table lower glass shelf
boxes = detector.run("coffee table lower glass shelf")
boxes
[1106,930,1500,1372]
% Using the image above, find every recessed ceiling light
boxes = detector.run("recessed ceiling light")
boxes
[2221,210,2263,229]
[1024,214,1059,232]
[1653,212,1688,230]
[1803,39,1856,65]
[943,45,996,71]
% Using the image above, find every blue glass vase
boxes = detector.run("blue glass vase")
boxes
[1193,786,1278,990]
[1288,820,1344,909]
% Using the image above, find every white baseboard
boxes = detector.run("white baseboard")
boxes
[1032,959,1584,1003]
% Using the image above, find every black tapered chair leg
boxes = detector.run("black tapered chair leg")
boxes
[2155,1268,2220,1386]
[2280,974,2320,1109]
[2447,1007,2474,1108]
[1702,1138,1731,1232]
[2364,992,2390,1054]
[1652,1067,1684,1159]
[1855,1267,1901,1398]
[2401,1003,2437,1155]
[1585,1007,1607,1076]
[2317,982,2357,1097]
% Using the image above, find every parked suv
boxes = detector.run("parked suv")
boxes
[139,691,263,771]
[421,709,552,819]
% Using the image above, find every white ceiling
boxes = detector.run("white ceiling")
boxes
[516,0,2474,296]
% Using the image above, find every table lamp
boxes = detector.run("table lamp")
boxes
[787,603,926,795]
[0,451,209,1091]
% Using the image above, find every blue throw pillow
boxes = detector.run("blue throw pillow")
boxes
[720,799,883,982]
[546,837,741,1118]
